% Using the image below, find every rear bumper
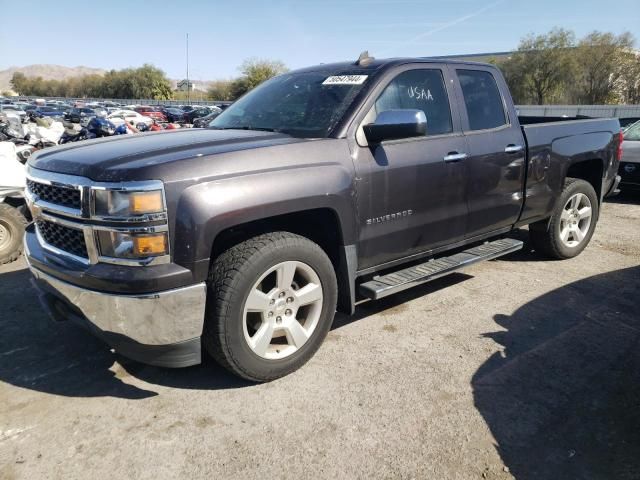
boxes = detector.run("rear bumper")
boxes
[28,262,207,368]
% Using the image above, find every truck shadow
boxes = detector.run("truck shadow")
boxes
[0,265,471,398]
[605,190,640,205]
[473,265,640,479]
[0,267,250,399]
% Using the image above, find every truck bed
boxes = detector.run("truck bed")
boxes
[518,116,620,224]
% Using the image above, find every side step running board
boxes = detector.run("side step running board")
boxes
[359,238,523,300]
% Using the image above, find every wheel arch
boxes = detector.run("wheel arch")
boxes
[565,158,605,203]
[208,208,357,315]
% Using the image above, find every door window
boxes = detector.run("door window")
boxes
[456,69,507,131]
[375,69,453,136]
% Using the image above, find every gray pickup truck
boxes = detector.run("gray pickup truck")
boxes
[24,56,622,381]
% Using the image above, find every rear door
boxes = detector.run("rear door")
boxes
[451,66,526,238]
[350,65,469,270]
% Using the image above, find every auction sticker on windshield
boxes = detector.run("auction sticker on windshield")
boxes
[322,75,368,85]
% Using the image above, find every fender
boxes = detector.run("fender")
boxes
[172,162,358,269]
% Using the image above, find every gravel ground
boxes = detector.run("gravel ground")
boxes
[1,195,639,480]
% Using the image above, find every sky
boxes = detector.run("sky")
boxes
[0,0,638,81]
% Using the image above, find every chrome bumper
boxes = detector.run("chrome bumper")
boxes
[28,264,207,346]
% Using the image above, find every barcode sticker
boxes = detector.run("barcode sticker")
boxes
[322,75,368,85]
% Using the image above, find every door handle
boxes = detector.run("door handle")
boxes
[443,152,468,163]
[505,144,524,153]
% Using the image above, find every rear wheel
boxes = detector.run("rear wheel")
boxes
[529,178,599,259]
[0,203,28,264]
[203,232,337,382]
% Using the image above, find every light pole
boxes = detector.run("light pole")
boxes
[186,32,190,105]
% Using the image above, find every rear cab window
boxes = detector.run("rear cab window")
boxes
[456,69,507,131]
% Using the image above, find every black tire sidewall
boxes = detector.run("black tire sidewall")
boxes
[551,180,599,258]
[220,239,337,380]
[0,204,27,263]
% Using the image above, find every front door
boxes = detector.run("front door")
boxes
[352,66,468,270]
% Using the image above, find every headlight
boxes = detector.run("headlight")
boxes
[94,190,164,217]
[97,231,168,258]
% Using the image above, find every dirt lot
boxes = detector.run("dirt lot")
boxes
[1,195,639,480]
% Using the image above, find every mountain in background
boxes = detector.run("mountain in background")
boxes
[0,64,211,94]
[0,64,107,92]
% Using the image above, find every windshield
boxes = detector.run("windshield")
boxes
[210,71,369,138]
[624,121,640,141]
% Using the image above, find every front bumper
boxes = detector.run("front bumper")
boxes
[27,260,207,368]
[619,162,640,191]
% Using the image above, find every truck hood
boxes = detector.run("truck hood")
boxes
[28,128,305,182]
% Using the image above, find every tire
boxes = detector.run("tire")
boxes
[0,203,28,264]
[529,178,599,259]
[203,232,338,382]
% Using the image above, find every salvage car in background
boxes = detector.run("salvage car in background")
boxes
[30,106,65,120]
[134,105,167,122]
[619,120,640,191]
[0,142,28,264]
[192,107,223,127]
[0,104,28,123]
[162,107,187,123]
[107,109,153,127]
[183,106,217,124]
[65,107,100,123]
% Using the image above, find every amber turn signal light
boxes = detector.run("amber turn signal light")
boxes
[133,234,168,256]
[129,191,164,214]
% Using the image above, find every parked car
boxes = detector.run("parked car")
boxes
[618,120,640,191]
[91,106,108,117]
[619,117,640,129]
[192,108,222,128]
[30,106,65,120]
[65,107,99,123]
[24,56,621,382]
[107,109,153,127]
[162,107,187,123]
[183,106,215,124]
[0,104,28,123]
[0,142,29,264]
[134,106,167,122]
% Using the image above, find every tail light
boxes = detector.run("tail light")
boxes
[616,129,624,161]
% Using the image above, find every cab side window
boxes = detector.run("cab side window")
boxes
[456,69,507,131]
[375,69,452,136]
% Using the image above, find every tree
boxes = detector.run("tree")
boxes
[231,58,288,98]
[573,31,635,104]
[207,79,235,101]
[499,28,576,105]
[10,72,27,95]
[617,51,640,104]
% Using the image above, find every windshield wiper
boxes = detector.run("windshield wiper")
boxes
[210,126,285,133]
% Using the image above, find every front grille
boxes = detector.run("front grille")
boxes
[36,220,88,258]
[27,180,81,210]
[620,162,640,183]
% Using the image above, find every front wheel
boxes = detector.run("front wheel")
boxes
[203,232,338,382]
[529,178,599,259]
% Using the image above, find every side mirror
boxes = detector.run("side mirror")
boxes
[363,109,427,144]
